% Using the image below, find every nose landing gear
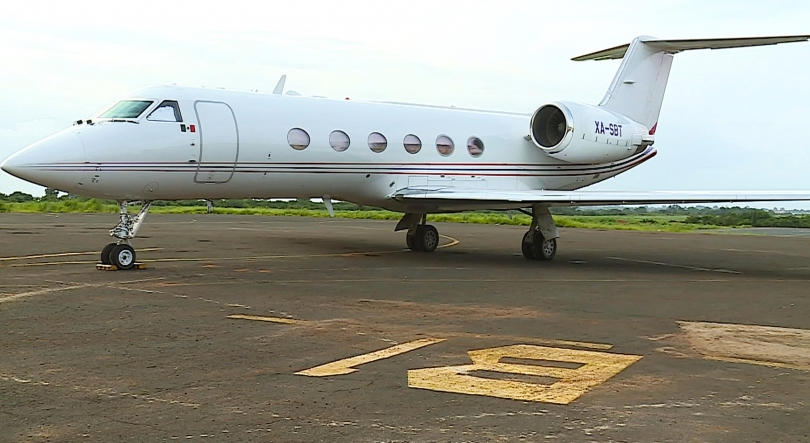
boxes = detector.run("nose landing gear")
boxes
[99,201,152,270]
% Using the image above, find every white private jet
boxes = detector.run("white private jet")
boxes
[3,35,810,269]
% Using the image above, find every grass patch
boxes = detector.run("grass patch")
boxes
[2,200,119,213]
[553,215,712,232]
[0,201,715,232]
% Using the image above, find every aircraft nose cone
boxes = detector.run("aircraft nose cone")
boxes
[0,158,11,175]
[0,152,19,175]
[1,130,85,187]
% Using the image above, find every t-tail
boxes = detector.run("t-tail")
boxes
[573,35,810,132]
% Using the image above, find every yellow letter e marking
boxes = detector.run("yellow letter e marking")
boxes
[407,344,641,404]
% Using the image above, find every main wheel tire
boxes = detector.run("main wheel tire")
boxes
[406,230,420,251]
[532,233,557,261]
[100,243,116,265]
[415,225,439,252]
[521,231,536,260]
[109,244,136,270]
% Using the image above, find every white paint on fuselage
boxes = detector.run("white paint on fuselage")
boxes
[5,85,654,211]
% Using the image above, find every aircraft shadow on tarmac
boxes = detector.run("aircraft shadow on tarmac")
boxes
[246,230,810,281]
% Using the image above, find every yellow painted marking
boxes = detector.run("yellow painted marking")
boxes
[408,344,641,404]
[296,338,445,377]
[442,333,613,350]
[115,277,166,285]
[0,248,161,262]
[523,338,612,351]
[227,314,301,324]
[0,283,96,304]
[0,277,166,303]
[7,260,98,267]
[705,356,809,372]
[96,262,147,271]
[437,235,460,249]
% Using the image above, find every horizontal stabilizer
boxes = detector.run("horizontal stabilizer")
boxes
[392,188,810,207]
[572,35,810,61]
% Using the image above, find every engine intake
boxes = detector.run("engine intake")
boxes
[531,105,568,148]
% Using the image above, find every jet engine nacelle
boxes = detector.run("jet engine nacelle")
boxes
[529,101,654,163]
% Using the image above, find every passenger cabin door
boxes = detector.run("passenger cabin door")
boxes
[194,101,239,183]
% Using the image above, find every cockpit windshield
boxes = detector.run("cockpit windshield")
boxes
[98,100,154,119]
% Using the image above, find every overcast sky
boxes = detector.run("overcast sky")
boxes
[1,0,809,207]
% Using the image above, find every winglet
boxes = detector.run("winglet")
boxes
[273,75,287,95]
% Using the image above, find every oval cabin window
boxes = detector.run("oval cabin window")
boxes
[404,134,422,154]
[467,136,484,157]
[288,128,310,150]
[368,132,387,153]
[436,135,454,156]
[330,130,350,152]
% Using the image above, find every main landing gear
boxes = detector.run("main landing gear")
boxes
[100,201,152,270]
[396,213,440,252]
[395,207,560,260]
[520,205,559,261]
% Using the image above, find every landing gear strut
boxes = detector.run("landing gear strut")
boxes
[100,200,152,269]
[521,205,559,261]
[396,213,439,252]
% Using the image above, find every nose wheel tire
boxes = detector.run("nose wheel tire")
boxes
[522,230,557,261]
[100,243,117,265]
[109,244,136,270]
[407,225,439,252]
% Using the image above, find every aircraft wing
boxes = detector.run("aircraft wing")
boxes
[390,188,810,207]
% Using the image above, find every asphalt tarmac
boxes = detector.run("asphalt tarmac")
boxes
[2,213,810,442]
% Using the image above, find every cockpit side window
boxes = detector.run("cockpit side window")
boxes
[99,100,154,119]
[146,100,183,122]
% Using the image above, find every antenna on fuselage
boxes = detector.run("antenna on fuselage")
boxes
[273,74,287,95]
[322,195,335,218]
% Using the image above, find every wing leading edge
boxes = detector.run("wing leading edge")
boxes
[391,188,810,207]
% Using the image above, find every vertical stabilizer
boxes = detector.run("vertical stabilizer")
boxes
[597,37,672,131]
